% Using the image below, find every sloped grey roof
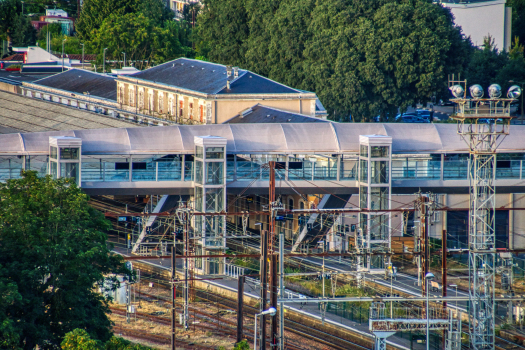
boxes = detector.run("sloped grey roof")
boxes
[0,90,137,134]
[32,69,117,100]
[3,123,525,155]
[224,105,330,124]
[129,58,302,95]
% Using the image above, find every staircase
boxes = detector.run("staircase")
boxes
[291,194,351,252]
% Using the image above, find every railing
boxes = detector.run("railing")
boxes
[224,263,245,278]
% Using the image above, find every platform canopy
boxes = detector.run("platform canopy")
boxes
[2,123,525,155]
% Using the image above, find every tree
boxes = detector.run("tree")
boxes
[507,0,525,49]
[61,329,102,350]
[0,0,22,41]
[196,0,472,121]
[465,36,509,89]
[89,13,182,69]
[8,13,36,46]
[75,0,171,42]
[0,171,128,349]
[196,0,249,66]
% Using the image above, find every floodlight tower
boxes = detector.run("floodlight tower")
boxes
[449,81,521,349]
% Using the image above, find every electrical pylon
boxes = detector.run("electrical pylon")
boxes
[450,81,515,349]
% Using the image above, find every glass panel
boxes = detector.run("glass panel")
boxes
[392,155,441,179]
[206,147,224,159]
[370,187,389,210]
[370,161,388,184]
[359,213,367,232]
[341,157,358,180]
[359,186,368,208]
[194,186,203,212]
[195,160,203,184]
[206,162,224,185]
[226,154,235,181]
[102,158,130,181]
[50,146,58,159]
[259,154,286,179]
[157,155,182,181]
[369,215,388,240]
[25,155,48,177]
[289,156,312,180]
[60,162,79,184]
[443,154,468,180]
[359,159,368,183]
[51,161,58,179]
[360,145,368,157]
[131,157,156,181]
[195,146,203,159]
[313,155,337,180]
[60,147,79,160]
[184,155,194,181]
[205,188,224,212]
[370,146,389,158]
[496,154,524,179]
[0,156,23,180]
[236,154,259,180]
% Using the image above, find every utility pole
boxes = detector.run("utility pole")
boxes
[442,229,447,350]
[61,38,66,72]
[268,161,279,348]
[418,194,429,296]
[176,207,191,331]
[171,245,176,350]
[237,275,245,344]
[279,228,285,350]
[260,229,268,350]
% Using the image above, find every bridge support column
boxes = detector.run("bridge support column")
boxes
[373,331,395,350]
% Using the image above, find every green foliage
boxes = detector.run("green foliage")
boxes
[0,0,36,45]
[61,329,102,350]
[507,0,525,49]
[233,340,250,350]
[0,171,129,349]
[37,23,63,40]
[37,34,84,54]
[89,13,182,69]
[76,0,173,42]
[104,335,156,350]
[196,0,471,121]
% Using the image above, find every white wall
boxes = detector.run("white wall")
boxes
[444,0,510,51]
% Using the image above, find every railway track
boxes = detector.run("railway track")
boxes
[495,335,525,350]
[134,274,373,350]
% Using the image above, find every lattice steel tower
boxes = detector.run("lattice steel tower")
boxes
[450,81,520,349]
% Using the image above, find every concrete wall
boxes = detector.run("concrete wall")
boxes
[444,0,509,51]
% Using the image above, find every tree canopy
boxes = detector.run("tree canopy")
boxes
[197,0,471,121]
[0,171,128,349]
[89,13,182,69]
[0,0,36,46]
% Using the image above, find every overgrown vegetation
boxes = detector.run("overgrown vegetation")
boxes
[0,171,129,349]
[61,328,156,350]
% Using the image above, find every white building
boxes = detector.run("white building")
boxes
[439,0,512,51]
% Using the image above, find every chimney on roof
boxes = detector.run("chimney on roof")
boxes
[226,80,230,90]
[226,65,232,78]
[233,67,239,79]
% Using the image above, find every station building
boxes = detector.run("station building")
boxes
[0,123,524,273]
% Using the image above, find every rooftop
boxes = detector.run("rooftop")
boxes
[32,69,117,100]
[128,58,304,95]
[224,105,330,124]
[3,122,525,155]
[0,90,138,134]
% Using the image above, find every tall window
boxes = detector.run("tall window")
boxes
[129,87,135,107]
